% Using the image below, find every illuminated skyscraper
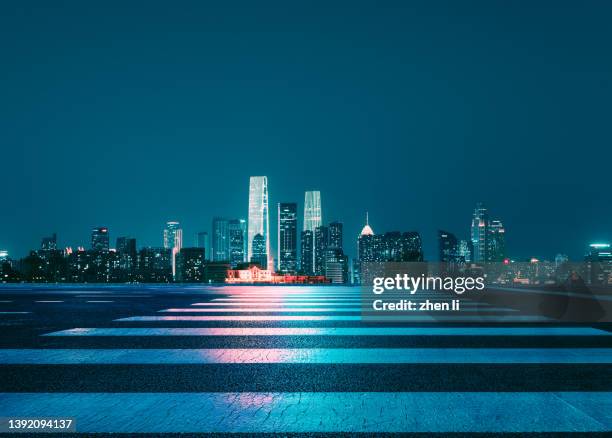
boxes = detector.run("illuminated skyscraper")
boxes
[303,191,321,271]
[458,240,472,263]
[163,221,182,278]
[438,230,459,262]
[487,220,506,262]
[325,221,348,283]
[324,248,349,284]
[304,191,322,232]
[314,225,329,275]
[328,221,343,250]
[381,231,423,262]
[247,176,270,266]
[470,203,489,262]
[116,237,137,280]
[250,233,267,268]
[585,243,612,285]
[91,227,109,252]
[228,219,246,267]
[278,203,297,274]
[357,213,377,263]
[212,217,230,262]
[300,230,314,275]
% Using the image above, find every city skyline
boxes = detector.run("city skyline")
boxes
[2,181,609,266]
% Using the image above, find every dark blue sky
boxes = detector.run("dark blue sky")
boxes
[1,1,611,260]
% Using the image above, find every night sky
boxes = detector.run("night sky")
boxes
[1,1,611,261]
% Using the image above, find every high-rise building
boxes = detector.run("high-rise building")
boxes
[585,243,612,285]
[91,227,109,252]
[328,221,343,250]
[278,203,297,274]
[116,237,137,280]
[324,221,347,283]
[471,203,488,262]
[176,247,205,282]
[250,233,267,268]
[304,191,321,272]
[458,240,472,263]
[487,220,506,262]
[324,247,349,284]
[304,191,322,232]
[438,230,459,263]
[357,213,378,263]
[228,219,246,268]
[470,203,506,263]
[163,221,182,278]
[381,231,423,262]
[196,231,209,260]
[41,233,57,251]
[314,225,329,275]
[138,247,173,283]
[163,221,182,251]
[357,213,379,284]
[116,237,136,255]
[212,217,230,262]
[247,176,270,267]
[300,230,314,275]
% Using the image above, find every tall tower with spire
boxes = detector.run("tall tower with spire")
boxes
[358,212,376,263]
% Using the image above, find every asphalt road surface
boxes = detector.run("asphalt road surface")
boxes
[0,284,611,435]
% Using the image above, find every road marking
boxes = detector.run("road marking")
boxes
[159,307,514,313]
[118,315,363,321]
[159,307,363,313]
[214,297,362,301]
[0,311,31,314]
[117,315,548,322]
[195,301,361,306]
[0,392,609,432]
[198,301,492,307]
[3,348,610,364]
[226,294,360,298]
[34,300,64,303]
[43,327,612,337]
[86,300,114,303]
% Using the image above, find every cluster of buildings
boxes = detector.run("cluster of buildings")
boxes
[1,186,611,286]
[434,204,612,286]
[0,176,353,284]
[437,203,506,265]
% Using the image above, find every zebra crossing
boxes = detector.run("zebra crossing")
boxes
[1,285,611,433]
